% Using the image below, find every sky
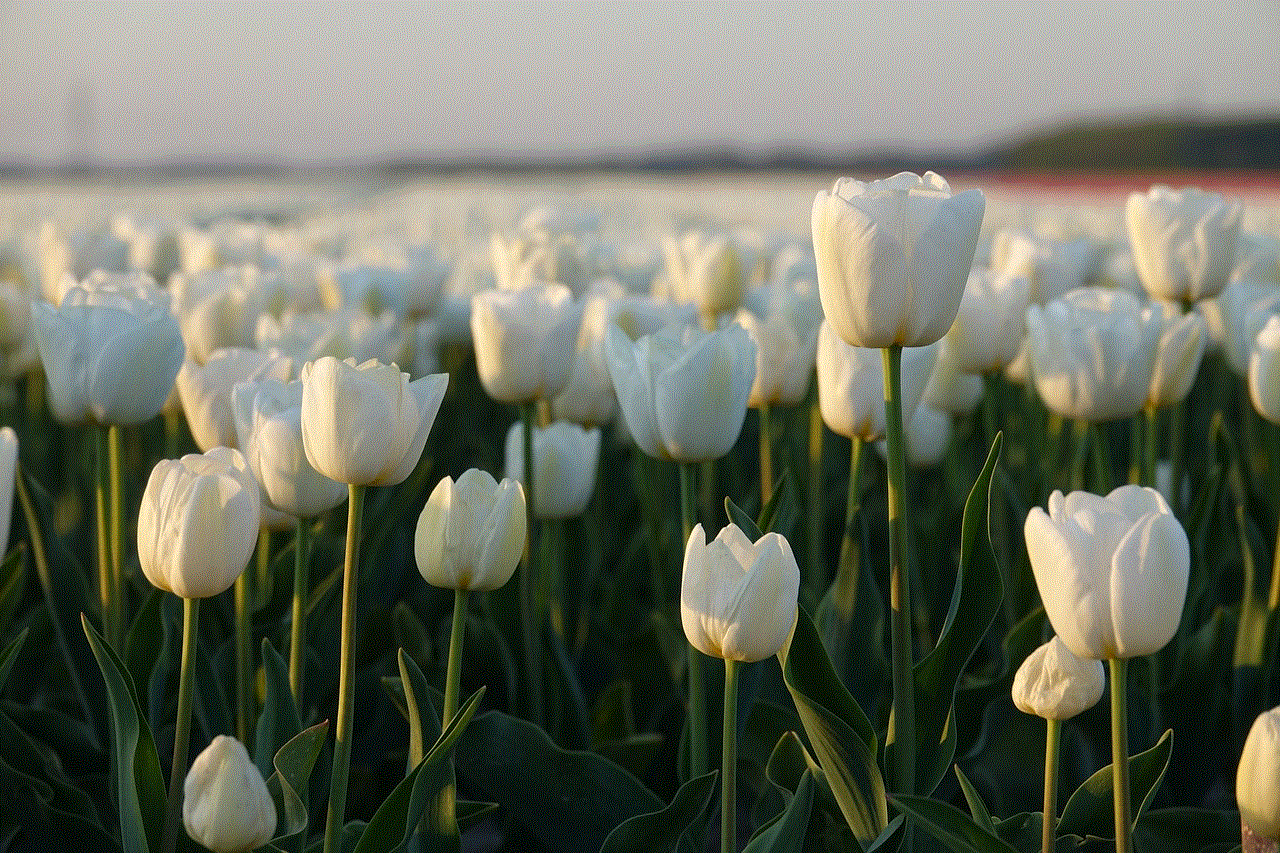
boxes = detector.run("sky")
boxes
[2,1,1278,166]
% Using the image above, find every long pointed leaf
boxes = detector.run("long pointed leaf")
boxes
[599,770,717,853]
[266,719,329,847]
[742,768,815,853]
[889,794,1019,853]
[1057,728,1173,839]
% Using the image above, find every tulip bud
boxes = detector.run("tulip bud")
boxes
[1238,706,1280,841]
[680,523,800,662]
[176,347,293,452]
[736,306,820,408]
[1126,185,1242,303]
[504,421,601,519]
[300,357,447,487]
[183,735,276,853]
[1024,485,1189,660]
[137,447,261,599]
[1012,636,1105,720]
[659,231,745,321]
[1250,315,1280,425]
[470,283,582,403]
[945,268,1030,373]
[415,469,526,591]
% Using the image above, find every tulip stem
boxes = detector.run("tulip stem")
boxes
[882,345,916,799]
[235,559,253,748]
[1070,418,1089,493]
[1168,402,1186,518]
[518,401,543,727]
[290,517,311,703]
[439,587,468,823]
[680,461,708,781]
[1090,422,1113,494]
[721,658,739,853]
[94,426,117,649]
[759,404,774,508]
[108,425,124,649]
[1109,657,1132,853]
[161,596,199,853]
[324,483,364,853]
[1141,406,1159,488]
[1042,717,1061,853]
[1268,508,1280,611]
[805,389,825,605]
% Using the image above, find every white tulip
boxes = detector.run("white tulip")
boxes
[1249,315,1280,425]
[1012,635,1105,720]
[1237,706,1280,841]
[415,469,526,591]
[176,348,293,452]
[183,735,276,853]
[505,420,601,519]
[1126,185,1242,303]
[945,268,1030,373]
[470,283,582,403]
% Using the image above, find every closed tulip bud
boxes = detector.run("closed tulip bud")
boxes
[1025,486,1189,660]
[605,320,756,463]
[504,420,601,519]
[183,735,276,853]
[989,229,1104,307]
[1250,316,1280,424]
[1147,304,1207,409]
[176,348,293,452]
[736,306,820,408]
[1238,706,1280,841]
[138,447,261,599]
[30,272,185,426]
[681,523,800,662]
[0,427,15,558]
[300,357,447,487]
[812,171,984,349]
[945,268,1030,373]
[232,378,348,518]
[659,232,745,321]
[1126,185,1242,303]
[471,283,582,403]
[1026,287,1162,422]
[1012,636,1105,720]
[415,469,526,591]
[922,339,983,415]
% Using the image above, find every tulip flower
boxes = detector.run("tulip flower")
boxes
[1147,304,1207,410]
[176,347,293,452]
[1126,185,1242,303]
[945,268,1030,374]
[1214,278,1280,376]
[921,339,983,416]
[415,468,527,594]
[1251,315,1280,426]
[470,282,582,404]
[1026,287,1162,423]
[504,420,601,520]
[682,521,799,853]
[1025,485,1189,853]
[1013,635,1105,853]
[659,231,746,326]
[811,171,984,350]
[183,735,277,853]
[1238,706,1280,844]
[989,229,1104,307]
[0,427,14,559]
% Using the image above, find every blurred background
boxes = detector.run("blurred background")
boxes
[2,0,1278,179]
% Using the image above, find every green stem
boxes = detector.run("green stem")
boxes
[519,402,543,726]
[108,425,124,649]
[680,461,708,781]
[290,517,310,703]
[544,519,564,639]
[161,596,199,853]
[439,587,468,823]
[881,345,916,798]
[1042,717,1061,853]
[721,658,740,853]
[1142,406,1159,488]
[805,391,825,604]
[1270,509,1280,612]
[1090,421,1113,494]
[324,483,365,853]
[1168,401,1186,518]
[235,569,251,745]
[1070,418,1089,493]
[94,426,116,648]
[759,404,773,508]
[1109,657,1132,853]
[836,436,865,588]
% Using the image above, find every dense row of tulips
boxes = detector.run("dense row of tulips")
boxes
[0,171,1278,853]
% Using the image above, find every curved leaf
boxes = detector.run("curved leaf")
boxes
[888,794,1019,853]
[0,628,28,693]
[1057,728,1173,839]
[743,767,815,853]
[599,770,717,853]
[255,639,302,779]
[266,719,329,845]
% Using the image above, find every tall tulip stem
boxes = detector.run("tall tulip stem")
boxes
[835,436,865,595]
[680,461,708,781]
[440,587,468,822]
[1168,402,1186,517]
[235,560,253,747]
[758,404,774,508]
[518,401,543,726]
[1140,406,1159,488]
[1042,717,1061,853]
[806,391,825,604]
[161,596,199,853]
[290,517,311,702]
[1109,657,1132,853]
[1268,509,1280,612]
[721,658,740,853]
[324,483,365,853]
[108,425,124,648]
[94,426,116,648]
[882,345,916,799]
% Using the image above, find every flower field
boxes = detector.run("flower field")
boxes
[0,168,1279,853]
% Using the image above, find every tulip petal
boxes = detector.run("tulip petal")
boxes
[1109,510,1189,658]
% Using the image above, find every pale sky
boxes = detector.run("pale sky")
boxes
[2,1,1278,166]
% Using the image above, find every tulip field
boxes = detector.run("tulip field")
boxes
[2,170,1280,853]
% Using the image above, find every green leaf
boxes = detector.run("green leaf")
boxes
[778,607,887,842]
[743,767,815,853]
[0,547,24,642]
[255,639,302,779]
[397,648,436,771]
[953,765,995,835]
[123,589,163,704]
[1057,728,1173,839]
[455,800,498,832]
[756,469,793,536]
[0,628,28,694]
[888,795,1019,853]
[351,688,483,853]
[266,719,329,846]
[454,708,663,853]
[599,770,717,853]
[725,496,764,541]
[907,433,1004,795]
[82,614,165,853]
[1134,807,1242,852]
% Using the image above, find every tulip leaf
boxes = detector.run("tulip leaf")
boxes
[1057,728,1172,839]
[455,800,499,832]
[0,548,24,643]
[351,687,483,853]
[454,708,664,853]
[778,607,887,842]
[396,648,435,770]
[122,588,163,706]
[255,639,302,779]
[888,795,1019,853]
[725,496,765,541]
[598,770,717,853]
[756,468,794,537]
[266,719,329,846]
[1133,807,1242,852]
[907,432,1004,795]
[742,767,815,853]
[953,765,996,835]
[0,627,27,694]
[82,613,166,853]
